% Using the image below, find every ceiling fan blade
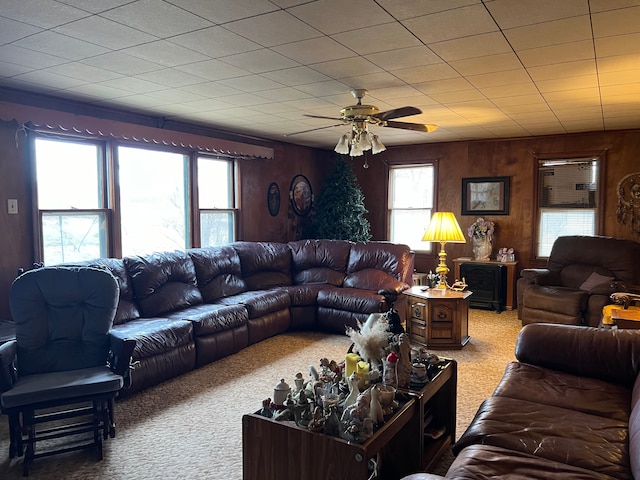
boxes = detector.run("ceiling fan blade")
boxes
[375,106,422,121]
[304,114,344,121]
[384,121,438,132]
[284,123,345,136]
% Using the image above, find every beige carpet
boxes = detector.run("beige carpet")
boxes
[0,309,522,479]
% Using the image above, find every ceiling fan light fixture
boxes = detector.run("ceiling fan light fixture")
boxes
[371,134,386,154]
[350,140,364,157]
[334,133,350,154]
[359,131,372,151]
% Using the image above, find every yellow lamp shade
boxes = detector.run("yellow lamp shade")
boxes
[421,212,466,243]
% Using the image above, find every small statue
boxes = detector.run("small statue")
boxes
[343,372,361,410]
[259,397,273,418]
[396,333,412,388]
[369,385,384,425]
[307,406,325,433]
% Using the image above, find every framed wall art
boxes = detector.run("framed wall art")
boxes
[267,182,280,216]
[289,174,313,216]
[462,176,510,215]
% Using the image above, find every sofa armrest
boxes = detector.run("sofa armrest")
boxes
[378,281,410,296]
[515,323,640,386]
[0,340,17,393]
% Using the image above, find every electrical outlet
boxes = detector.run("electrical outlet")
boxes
[7,199,18,215]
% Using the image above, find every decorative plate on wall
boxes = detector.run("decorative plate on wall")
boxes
[267,182,280,216]
[289,174,313,216]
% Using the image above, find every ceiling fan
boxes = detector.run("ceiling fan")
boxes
[286,89,437,157]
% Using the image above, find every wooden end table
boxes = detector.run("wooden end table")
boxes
[404,287,471,349]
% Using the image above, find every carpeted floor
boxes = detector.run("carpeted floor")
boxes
[0,309,522,479]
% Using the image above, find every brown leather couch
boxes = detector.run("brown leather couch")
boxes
[517,235,640,327]
[76,239,414,396]
[403,323,640,479]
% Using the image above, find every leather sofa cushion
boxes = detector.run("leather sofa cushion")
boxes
[345,241,412,293]
[448,444,615,480]
[231,242,292,290]
[524,285,588,315]
[282,284,326,306]
[493,362,632,422]
[317,287,385,313]
[289,239,350,286]
[188,246,247,302]
[125,250,203,317]
[454,396,630,479]
[166,303,248,336]
[111,318,194,360]
[74,257,141,325]
[215,289,290,318]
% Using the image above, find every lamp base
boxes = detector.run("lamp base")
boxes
[435,241,450,289]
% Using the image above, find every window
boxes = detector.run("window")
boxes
[388,164,436,251]
[118,146,189,256]
[34,138,109,264]
[197,156,236,246]
[535,155,603,257]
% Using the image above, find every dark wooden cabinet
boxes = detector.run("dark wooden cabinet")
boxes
[458,262,506,313]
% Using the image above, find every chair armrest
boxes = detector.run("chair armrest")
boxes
[108,332,136,377]
[0,340,17,393]
[611,289,640,308]
[520,268,550,280]
[515,323,640,386]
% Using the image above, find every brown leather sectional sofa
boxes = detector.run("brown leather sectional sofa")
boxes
[77,239,414,396]
[403,323,640,479]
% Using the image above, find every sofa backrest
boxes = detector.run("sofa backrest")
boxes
[343,241,413,291]
[75,257,141,325]
[548,236,640,288]
[124,250,203,317]
[288,239,351,286]
[188,246,247,302]
[231,242,292,290]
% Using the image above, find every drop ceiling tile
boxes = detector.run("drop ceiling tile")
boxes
[175,0,280,24]
[0,62,33,78]
[332,22,421,55]
[596,34,640,57]
[63,82,132,100]
[98,76,167,94]
[53,16,156,50]
[465,69,531,88]
[542,87,601,102]
[486,0,588,29]
[0,45,67,69]
[562,119,605,132]
[1,1,91,28]
[224,11,322,47]
[55,0,133,14]
[221,49,301,74]
[601,83,640,95]
[365,46,442,71]
[14,31,110,61]
[181,82,243,98]
[491,94,547,108]
[599,68,640,86]
[479,82,540,98]
[217,75,286,92]
[309,57,383,79]
[414,77,475,95]
[377,0,481,20]
[273,37,356,64]
[0,17,41,44]
[592,6,640,37]
[221,93,275,107]
[261,67,331,86]
[535,74,599,93]
[179,60,251,82]
[554,106,604,120]
[505,16,593,50]
[499,103,552,115]
[253,88,310,103]
[12,70,87,90]
[101,0,213,37]
[450,52,522,76]
[288,0,394,35]
[292,80,353,97]
[145,88,206,104]
[518,40,595,67]
[123,41,209,67]
[403,5,498,44]
[81,52,162,75]
[605,116,640,129]
[393,63,460,84]
[43,63,123,83]
[526,60,597,81]
[170,27,261,58]
[589,0,640,14]
[337,72,405,90]
[135,68,209,88]
[430,33,513,62]
[428,89,487,104]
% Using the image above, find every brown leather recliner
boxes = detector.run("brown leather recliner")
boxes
[517,235,640,327]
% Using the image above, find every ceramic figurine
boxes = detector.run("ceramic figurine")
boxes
[259,397,273,418]
[273,378,291,408]
[396,333,412,388]
[369,385,384,425]
[342,372,361,410]
[323,405,341,436]
[307,406,325,433]
[293,372,305,393]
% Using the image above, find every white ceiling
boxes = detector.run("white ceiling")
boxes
[1,0,639,149]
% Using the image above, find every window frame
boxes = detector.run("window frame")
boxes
[532,151,606,259]
[387,162,438,252]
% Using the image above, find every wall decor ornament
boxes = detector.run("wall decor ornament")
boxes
[267,182,280,216]
[289,174,313,216]
[616,171,640,237]
[462,176,510,215]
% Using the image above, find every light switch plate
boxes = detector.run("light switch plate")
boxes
[7,199,18,214]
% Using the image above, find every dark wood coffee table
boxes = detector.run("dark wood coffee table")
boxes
[242,360,457,480]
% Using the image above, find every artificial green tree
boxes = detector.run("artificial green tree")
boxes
[311,156,372,241]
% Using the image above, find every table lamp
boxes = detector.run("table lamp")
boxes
[421,212,466,289]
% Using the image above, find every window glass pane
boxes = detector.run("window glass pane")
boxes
[42,211,108,264]
[538,209,595,256]
[118,146,188,255]
[390,209,432,251]
[389,165,434,209]
[200,211,234,247]
[35,138,101,209]
[198,157,232,208]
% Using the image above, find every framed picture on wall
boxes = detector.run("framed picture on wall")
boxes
[289,174,313,216]
[462,176,510,215]
[267,182,280,216]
